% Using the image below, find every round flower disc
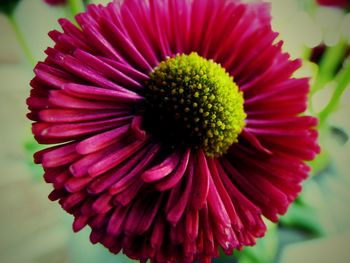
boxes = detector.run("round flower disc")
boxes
[27,0,320,262]
[144,52,246,157]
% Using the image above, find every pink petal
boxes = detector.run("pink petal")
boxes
[191,150,209,209]
[41,142,80,168]
[166,159,193,225]
[62,83,143,103]
[88,139,146,177]
[155,148,191,191]
[141,151,180,183]
[49,90,127,110]
[76,124,130,155]
[110,143,160,194]
[39,108,129,123]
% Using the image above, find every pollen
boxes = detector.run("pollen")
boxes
[143,52,246,157]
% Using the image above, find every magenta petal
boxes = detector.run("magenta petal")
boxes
[116,3,159,67]
[131,116,146,140]
[34,116,131,141]
[114,179,143,206]
[88,139,146,177]
[48,189,66,201]
[88,144,152,194]
[141,151,181,183]
[74,49,143,90]
[39,108,130,123]
[207,175,231,229]
[109,143,160,195]
[166,159,193,225]
[208,158,243,230]
[49,90,128,110]
[155,148,190,191]
[65,176,94,193]
[69,150,107,178]
[41,142,80,168]
[98,11,153,72]
[92,193,112,213]
[75,15,123,62]
[60,191,86,212]
[73,214,89,232]
[126,193,163,235]
[240,129,272,155]
[200,203,215,254]
[150,215,165,249]
[185,207,199,241]
[107,205,129,236]
[76,125,130,155]
[191,150,210,209]
[62,83,143,103]
[99,57,149,83]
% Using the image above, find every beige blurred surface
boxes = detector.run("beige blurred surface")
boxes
[280,231,350,263]
[0,62,69,263]
[0,1,69,262]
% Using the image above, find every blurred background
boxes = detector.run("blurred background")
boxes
[0,0,349,262]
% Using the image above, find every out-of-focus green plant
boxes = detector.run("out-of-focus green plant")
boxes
[0,0,21,16]
[318,57,350,127]
[24,137,45,180]
[235,222,278,263]
[67,0,85,15]
[0,0,35,65]
[279,183,325,237]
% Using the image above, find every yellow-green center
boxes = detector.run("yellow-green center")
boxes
[143,53,246,157]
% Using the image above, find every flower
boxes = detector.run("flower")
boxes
[44,0,67,6]
[316,0,350,9]
[27,0,320,262]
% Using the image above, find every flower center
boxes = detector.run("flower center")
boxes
[143,52,246,157]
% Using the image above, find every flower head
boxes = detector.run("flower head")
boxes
[44,0,67,6]
[27,0,319,262]
[317,0,350,9]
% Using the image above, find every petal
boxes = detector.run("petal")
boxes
[141,151,180,183]
[191,150,209,209]
[88,138,147,177]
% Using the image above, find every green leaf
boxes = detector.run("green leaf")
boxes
[235,222,278,263]
[308,147,330,176]
[311,40,348,96]
[318,58,350,128]
[279,180,326,236]
[279,202,325,236]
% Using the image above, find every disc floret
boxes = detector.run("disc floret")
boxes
[144,52,246,157]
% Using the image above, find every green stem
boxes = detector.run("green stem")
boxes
[309,39,348,112]
[68,0,85,16]
[311,39,348,95]
[302,46,312,61]
[7,14,35,66]
[297,0,317,15]
[318,59,350,128]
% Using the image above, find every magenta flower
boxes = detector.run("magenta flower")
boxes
[316,0,350,8]
[27,0,319,262]
[44,0,67,6]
